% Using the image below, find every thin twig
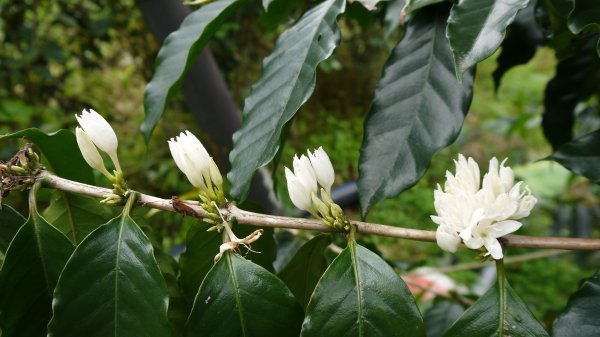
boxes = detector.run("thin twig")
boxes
[37,171,600,251]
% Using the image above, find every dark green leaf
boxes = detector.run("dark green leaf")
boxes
[358,5,474,216]
[279,234,331,308]
[446,0,530,79]
[547,129,600,184]
[567,0,600,33]
[185,252,304,337]
[542,40,599,149]
[301,241,425,337]
[141,0,243,142]
[551,270,600,337]
[43,191,113,244]
[403,0,445,14]
[423,300,464,337]
[443,277,548,337]
[157,246,189,337]
[237,224,277,271]
[47,198,171,337]
[0,205,25,254]
[178,221,221,300]
[0,196,74,337]
[0,129,94,184]
[492,1,543,90]
[261,0,304,25]
[228,0,346,202]
[273,230,305,272]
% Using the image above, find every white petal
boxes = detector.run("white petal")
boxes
[285,167,312,211]
[168,140,187,174]
[75,127,106,172]
[436,227,461,253]
[293,154,317,194]
[76,109,118,156]
[484,237,504,259]
[308,147,335,192]
[489,220,522,238]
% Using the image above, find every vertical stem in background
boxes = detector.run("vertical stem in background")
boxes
[496,258,506,336]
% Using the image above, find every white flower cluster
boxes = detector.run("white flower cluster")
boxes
[168,131,225,205]
[284,147,334,212]
[431,155,537,259]
[75,109,122,179]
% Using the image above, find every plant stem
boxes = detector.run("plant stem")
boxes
[37,170,600,251]
[496,259,506,337]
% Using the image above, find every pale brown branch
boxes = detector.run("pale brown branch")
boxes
[37,171,600,251]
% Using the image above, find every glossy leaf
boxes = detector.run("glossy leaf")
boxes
[178,221,221,300]
[492,1,543,90]
[352,0,387,11]
[403,0,445,14]
[446,0,530,79]
[443,277,548,337]
[0,128,94,184]
[423,300,464,337]
[301,241,425,337]
[547,129,600,184]
[358,5,474,216]
[383,0,406,39]
[47,197,171,337]
[567,0,600,33]
[179,222,276,301]
[0,205,25,254]
[0,194,74,337]
[278,234,331,308]
[43,191,113,244]
[228,0,346,201]
[551,270,600,336]
[185,252,304,337]
[261,0,303,25]
[141,0,243,142]
[542,41,599,149]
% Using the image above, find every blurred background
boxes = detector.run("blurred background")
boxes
[1,0,599,328]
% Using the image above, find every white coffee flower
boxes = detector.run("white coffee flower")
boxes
[75,127,112,179]
[75,109,121,172]
[168,131,224,203]
[293,154,318,195]
[285,167,313,211]
[432,155,537,259]
[308,147,335,193]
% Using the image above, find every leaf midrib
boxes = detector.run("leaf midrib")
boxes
[227,254,248,337]
[350,242,364,336]
[113,215,128,336]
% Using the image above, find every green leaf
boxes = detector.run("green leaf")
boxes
[47,196,171,337]
[301,241,425,337]
[178,221,221,300]
[185,252,304,337]
[261,0,304,25]
[141,0,244,142]
[43,191,113,244]
[358,5,474,216]
[551,270,600,336]
[0,205,25,254]
[278,234,331,308]
[423,300,464,337]
[541,41,599,150]
[0,194,75,337]
[383,0,406,39]
[443,276,548,337]
[352,0,388,11]
[567,0,600,33]
[547,129,600,184]
[403,0,445,14]
[492,1,543,90]
[228,0,346,202]
[446,0,530,79]
[0,129,94,184]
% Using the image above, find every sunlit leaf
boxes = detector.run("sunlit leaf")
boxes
[228,0,346,202]
[185,252,304,337]
[358,5,474,216]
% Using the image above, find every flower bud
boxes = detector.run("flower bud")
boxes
[293,154,318,194]
[285,167,312,211]
[75,109,121,171]
[75,127,112,179]
[308,147,335,193]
